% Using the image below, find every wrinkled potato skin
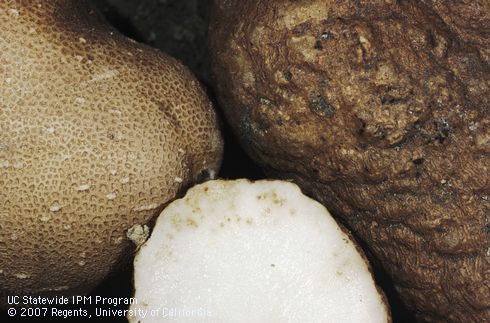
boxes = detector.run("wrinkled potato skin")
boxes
[210,0,489,321]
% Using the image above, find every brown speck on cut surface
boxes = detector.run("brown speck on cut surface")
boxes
[186,218,198,227]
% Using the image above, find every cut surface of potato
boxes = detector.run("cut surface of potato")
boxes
[130,179,389,323]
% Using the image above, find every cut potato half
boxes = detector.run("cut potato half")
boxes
[129,179,390,323]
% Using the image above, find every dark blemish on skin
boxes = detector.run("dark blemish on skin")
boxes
[291,21,311,35]
[380,95,407,105]
[376,130,386,140]
[364,60,378,70]
[427,30,437,48]
[433,119,450,143]
[414,120,422,131]
[239,107,269,136]
[356,119,366,136]
[430,190,451,205]
[314,40,323,50]
[319,78,328,89]
[321,31,334,40]
[310,96,335,117]
[440,120,450,137]
[484,224,490,233]
[358,142,368,150]
[239,108,254,143]
[254,114,271,132]
[434,227,447,233]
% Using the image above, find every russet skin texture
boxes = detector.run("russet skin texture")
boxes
[209,0,489,321]
[0,0,222,299]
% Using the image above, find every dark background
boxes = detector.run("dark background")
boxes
[2,0,414,321]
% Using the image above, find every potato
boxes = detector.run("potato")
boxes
[129,179,390,323]
[209,0,489,321]
[0,0,222,299]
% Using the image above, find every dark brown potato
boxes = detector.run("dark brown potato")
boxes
[209,0,489,322]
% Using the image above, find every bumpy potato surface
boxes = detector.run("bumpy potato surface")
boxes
[210,1,489,321]
[0,0,222,299]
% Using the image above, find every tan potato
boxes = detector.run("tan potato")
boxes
[0,0,222,299]
[209,0,489,321]
[129,179,390,323]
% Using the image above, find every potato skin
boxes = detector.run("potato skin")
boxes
[0,0,222,299]
[209,0,489,321]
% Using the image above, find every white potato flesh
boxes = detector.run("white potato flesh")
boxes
[129,179,389,323]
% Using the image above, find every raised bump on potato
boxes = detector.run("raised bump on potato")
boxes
[129,179,390,323]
